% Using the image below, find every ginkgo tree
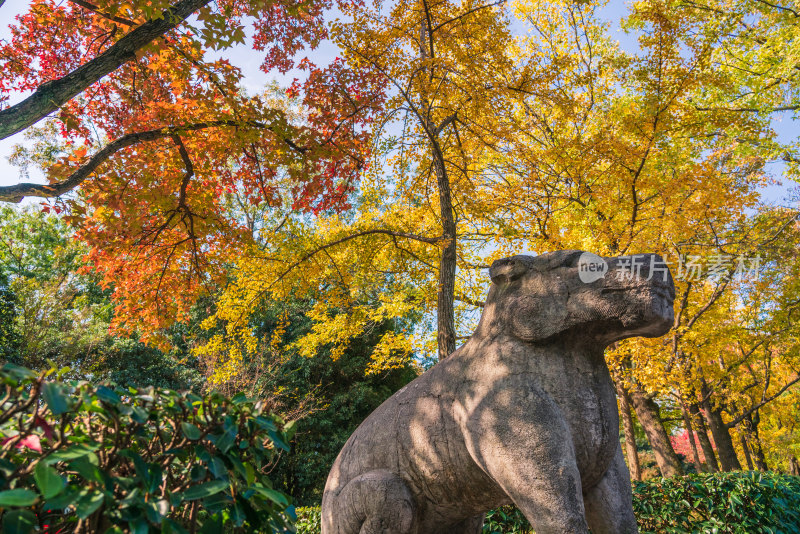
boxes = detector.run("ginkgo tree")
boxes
[479,0,800,476]
[194,0,529,382]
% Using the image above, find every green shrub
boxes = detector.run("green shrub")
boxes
[296,506,322,534]
[0,363,296,533]
[287,472,800,534]
[483,505,533,533]
[633,471,800,533]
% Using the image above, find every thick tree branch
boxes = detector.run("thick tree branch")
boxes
[0,0,212,140]
[694,104,799,113]
[434,113,457,136]
[0,120,305,202]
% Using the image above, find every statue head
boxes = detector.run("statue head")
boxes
[482,250,675,346]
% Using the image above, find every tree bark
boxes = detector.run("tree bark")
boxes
[740,434,754,470]
[432,147,457,360]
[629,385,683,477]
[616,381,642,481]
[680,402,704,472]
[689,402,719,472]
[417,19,457,361]
[742,413,768,471]
[790,456,800,476]
[0,119,305,203]
[699,383,742,471]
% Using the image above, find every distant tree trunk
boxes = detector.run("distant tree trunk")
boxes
[742,413,768,471]
[790,456,800,476]
[690,402,719,472]
[616,381,642,481]
[740,434,754,470]
[681,402,704,472]
[700,382,741,471]
[629,386,683,477]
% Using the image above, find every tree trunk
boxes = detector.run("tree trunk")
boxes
[689,402,719,472]
[431,147,457,360]
[0,0,214,141]
[419,19,457,361]
[740,434,754,470]
[616,381,642,481]
[790,456,800,476]
[629,385,683,477]
[681,402,704,472]
[742,413,768,471]
[699,385,742,471]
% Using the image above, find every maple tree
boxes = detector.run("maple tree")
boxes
[0,0,385,346]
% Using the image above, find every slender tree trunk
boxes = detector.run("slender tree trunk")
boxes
[681,402,704,472]
[419,19,457,361]
[790,456,800,476]
[740,434,754,470]
[616,380,642,481]
[699,384,742,471]
[742,413,768,471]
[690,402,719,472]
[431,147,457,360]
[629,385,683,477]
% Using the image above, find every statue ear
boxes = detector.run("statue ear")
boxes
[490,257,529,285]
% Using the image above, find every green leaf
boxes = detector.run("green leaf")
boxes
[46,443,98,463]
[1,509,36,534]
[42,381,69,415]
[70,455,104,484]
[182,480,229,501]
[250,485,289,507]
[131,406,149,423]
[95,385,121,405]
[43,487,81,510]
[34,462,66,499]
[0,488,38,507]
[214,429,236,453]
[190,464,207,482]
[283,420,297,440]
[2,364,36,380]
[75,490,105,519]
[181,422,201,440]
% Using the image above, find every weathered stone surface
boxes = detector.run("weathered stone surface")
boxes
[321,250,675,534]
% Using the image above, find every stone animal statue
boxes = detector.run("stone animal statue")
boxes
[321,250,675,534]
